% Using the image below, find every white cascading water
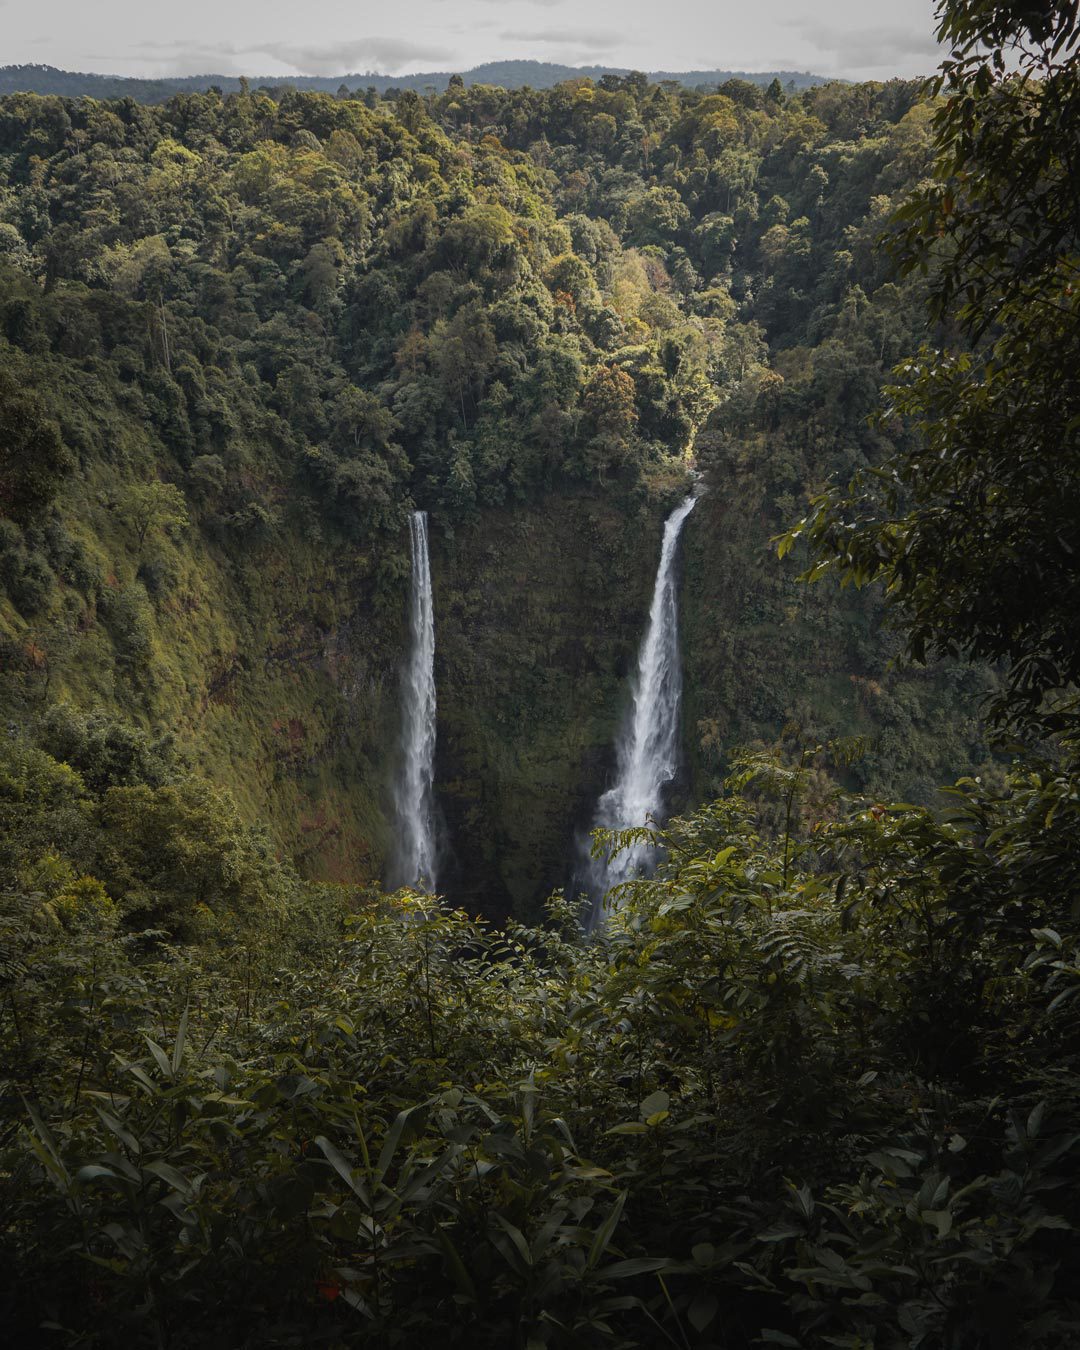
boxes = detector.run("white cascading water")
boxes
[581,493,697,928]
[393,510,438,891]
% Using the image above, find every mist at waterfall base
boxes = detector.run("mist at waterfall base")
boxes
[390,510,439,893]
[575,494,698,931]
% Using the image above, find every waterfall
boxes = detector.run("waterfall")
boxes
[393,510,438,891]
[580,493,697,928]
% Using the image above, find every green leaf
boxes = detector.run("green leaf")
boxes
[94,1107,140,1154]
[435,1224,478,1301]
[375,1106,413,1186]
[758,1223,804,1243]
[75,1165,120,1185]
[315,1135,371,1206]
[688,1291,718,1332]
[492,1212,533,1270]
[171,1003,189,1076]
[22,1097,70,1187]
[145,1160,192,1195]
[144,1038,172,1079]
[791,1183,814,1220]
[638,1090,669,1119]
[588,1191,627,1270]
[122,1062,159,1096]
[923,1209,952,1237]
[597,1257,670,1279]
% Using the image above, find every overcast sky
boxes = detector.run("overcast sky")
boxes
[6,0,946,82]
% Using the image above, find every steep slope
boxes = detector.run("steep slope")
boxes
[0,78,995,924]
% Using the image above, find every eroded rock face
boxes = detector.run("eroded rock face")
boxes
[430,484,677,922]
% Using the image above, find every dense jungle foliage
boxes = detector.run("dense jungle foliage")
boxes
[3,0,1080,1342]
[0,43,997,912]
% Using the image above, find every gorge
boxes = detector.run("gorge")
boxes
[0,76,997,926]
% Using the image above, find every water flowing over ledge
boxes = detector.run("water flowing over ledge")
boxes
[392,510,438,891]
[579,493,697,929]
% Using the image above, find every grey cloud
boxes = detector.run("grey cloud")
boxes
[125,35,457,76]
[448,19,501,33]
[122,40,251,74]
[498,28,620,51]
[790,20,942,70]
[258,38,457,75]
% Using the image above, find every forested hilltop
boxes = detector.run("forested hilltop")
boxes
[0,71,992,917]
[4,0,1080,1339]
[0,61,831,102]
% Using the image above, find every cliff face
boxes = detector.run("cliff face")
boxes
[1,465,403,883]
[0,339,406,884]
[431,482,680,920]
[4,412,992,921]
[1,360,680,914]
[3,358,994,922]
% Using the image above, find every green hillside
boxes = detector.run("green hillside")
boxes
[0,75,992,918]
[0,61,831,103]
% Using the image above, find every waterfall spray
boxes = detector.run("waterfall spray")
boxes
[579,494,697,928]
[393,510,438,891]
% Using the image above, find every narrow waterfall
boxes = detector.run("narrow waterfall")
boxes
[393,510,438,891]
[580,493,697,928]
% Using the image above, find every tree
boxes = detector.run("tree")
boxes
[438,204,516,277]
[118,480,189,552]
[331,387,398,453]
[301,238,343,310]
[582,364,638,442]
[395,89,428,134]
[544,252,599,309]
[626,187,691,246]
[95,777,289,929]
[0,740,90,889]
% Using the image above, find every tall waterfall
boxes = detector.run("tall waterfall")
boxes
[580,493,697,928]
[393,510,438,891]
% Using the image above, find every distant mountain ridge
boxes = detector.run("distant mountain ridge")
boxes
[0,60,832,103]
